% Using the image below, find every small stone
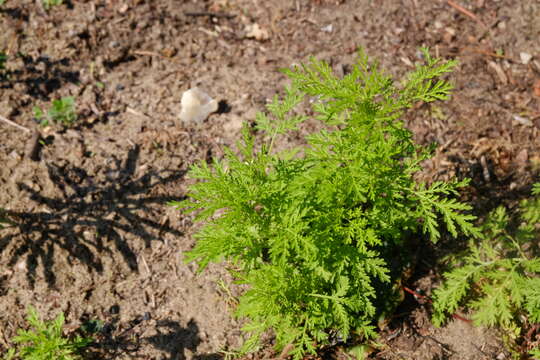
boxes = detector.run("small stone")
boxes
[321,24,333,33]
[445,27,456,36]
[16,260,27,271]
[534,78,540,97]
[512,114,532,127]
[8,150,20,159]
[245,23,270,41]
[520,52,533,65]
[515,148,528,166]
[118,3,129,13]
[179,87,218,124]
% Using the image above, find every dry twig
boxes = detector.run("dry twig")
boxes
[0,114,31,133]
[463,47,516,61]
[446,0,487,29]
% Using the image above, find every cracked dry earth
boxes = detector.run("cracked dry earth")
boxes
[0,0,539,359]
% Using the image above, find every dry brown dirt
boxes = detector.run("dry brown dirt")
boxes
[0,0,539,359]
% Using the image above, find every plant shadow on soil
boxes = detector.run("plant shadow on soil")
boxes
[88,316,221,360]
[144,319,221,360]
[0,54,80,101]
[0,145,185,288]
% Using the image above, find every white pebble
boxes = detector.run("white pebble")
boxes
[179,87,218,124]
[520,52,533,65]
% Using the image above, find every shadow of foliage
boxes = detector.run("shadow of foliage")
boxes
[0,5,29,21]
[86,315,223,360]
[0,145,184,287]
[0,54,80,101]
[145,319,201,360]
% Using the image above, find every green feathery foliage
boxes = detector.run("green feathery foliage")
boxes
[3,306,92,360]
[173,49,477,358]
[433,183,540,356]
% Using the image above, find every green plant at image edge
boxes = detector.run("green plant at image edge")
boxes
[173,49,479,359]
[0,53,7,70]
[433,183,540,358]
[3,306,92,360]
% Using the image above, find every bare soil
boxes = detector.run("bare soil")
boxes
[1,0,539,359]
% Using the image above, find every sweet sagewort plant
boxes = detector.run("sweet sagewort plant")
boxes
[173,49,478,358]
[433,183,540,357]
[3,306,92,360]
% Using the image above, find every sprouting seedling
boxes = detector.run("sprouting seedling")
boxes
[34,96,77,127]
[0,52,8,80]
[42,0,62,9]
[0,52,7,70]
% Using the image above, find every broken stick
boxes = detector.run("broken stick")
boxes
[0,114,31,133]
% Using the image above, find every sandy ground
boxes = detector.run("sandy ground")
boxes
[1,0,539,359]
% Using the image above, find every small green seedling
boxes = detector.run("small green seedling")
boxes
[34,96,77,127]
[3,306,92,360]
[42,0,62,9]
[0,53,7,70]
[0,52,7,79]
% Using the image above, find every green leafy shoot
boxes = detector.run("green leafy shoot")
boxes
[0,52,6,70]
[42,0,62,10]
[0,52,8,80]
[4,306,92,360]
[34,96,77,127]
[173,49,475,358]
[432,183,540,355]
